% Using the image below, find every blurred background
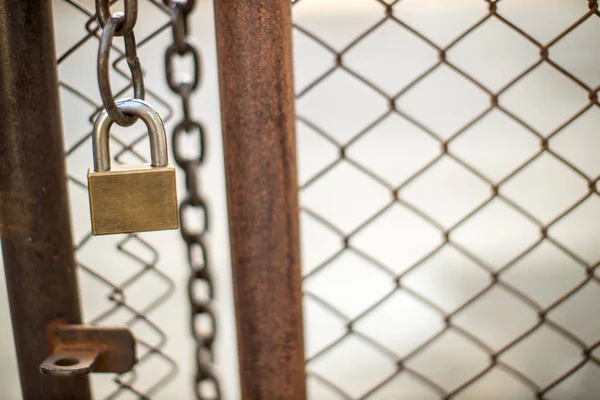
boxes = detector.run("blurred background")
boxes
[1,0,600,399]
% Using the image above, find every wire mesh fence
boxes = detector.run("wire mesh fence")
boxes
[293,0,600,399]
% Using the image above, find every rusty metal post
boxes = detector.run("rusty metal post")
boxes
[214,1,307,399]
[0,1,92,399]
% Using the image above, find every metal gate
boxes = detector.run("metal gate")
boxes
[1,0,600,399]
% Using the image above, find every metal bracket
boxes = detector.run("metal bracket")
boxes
[40,320,136,378]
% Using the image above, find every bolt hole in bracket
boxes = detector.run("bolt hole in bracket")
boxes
[40,320,136,378]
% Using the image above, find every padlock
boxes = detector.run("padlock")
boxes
[88,98,178,235]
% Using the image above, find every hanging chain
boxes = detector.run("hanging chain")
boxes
[95,0,145,127]
[163,1,221,398]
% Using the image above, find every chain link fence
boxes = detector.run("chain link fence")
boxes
[293,0,600,399]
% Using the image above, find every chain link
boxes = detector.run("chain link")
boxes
[95,0,138,36]
[163,1,221,398]
[96,11,145,127]
[165,41,201,95]
[95,0,145,127]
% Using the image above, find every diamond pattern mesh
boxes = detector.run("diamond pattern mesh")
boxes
[293,0,600,398]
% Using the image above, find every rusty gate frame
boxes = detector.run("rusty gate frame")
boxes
[214,0,306,399]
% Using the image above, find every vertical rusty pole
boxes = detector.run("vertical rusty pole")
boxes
[0,1,91,399]
[214,1,307,399]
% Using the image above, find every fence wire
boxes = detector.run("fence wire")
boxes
[294,0,600,399]
[55,0,179,398]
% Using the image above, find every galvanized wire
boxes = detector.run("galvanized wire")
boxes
[294,0,600,398]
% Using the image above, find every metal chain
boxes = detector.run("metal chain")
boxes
[95,0,145,127]
[96,0,138,36]
[163,1,221,398]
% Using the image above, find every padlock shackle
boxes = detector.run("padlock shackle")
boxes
[92,99,168,172]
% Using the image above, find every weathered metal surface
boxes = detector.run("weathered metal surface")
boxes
[40,321,136,378]
[88,164,178,235]
[0,0,91,399]
[214,1,307,399]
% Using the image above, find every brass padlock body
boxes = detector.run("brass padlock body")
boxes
[88,163,178,235]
